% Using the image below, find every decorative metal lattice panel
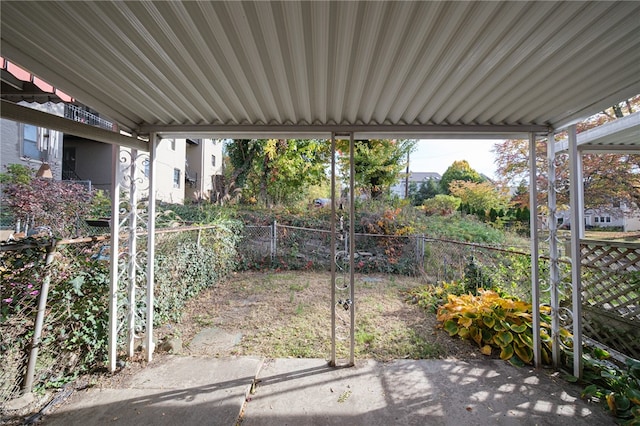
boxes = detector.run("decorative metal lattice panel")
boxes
[580,240,640,359]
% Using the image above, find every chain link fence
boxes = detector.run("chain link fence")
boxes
[237,222,423,275]
[422,238,543,303]
[0,223,238,414]
[238,224,573,308]
[1,238,110,411]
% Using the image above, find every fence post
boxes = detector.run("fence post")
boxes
[23,241,57,394]
[416,235,424,268]
[271,220,277,261]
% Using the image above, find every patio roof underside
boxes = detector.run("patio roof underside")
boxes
[1,1,640,144]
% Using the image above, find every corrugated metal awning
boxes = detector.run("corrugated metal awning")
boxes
[555,111,640,153]
[1,1,639,140]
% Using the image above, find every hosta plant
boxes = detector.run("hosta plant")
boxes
[574,348,640,423]
[436,289,571,365]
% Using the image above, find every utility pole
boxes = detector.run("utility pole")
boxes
[404,151,410,199]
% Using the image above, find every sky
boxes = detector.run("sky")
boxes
[409,139,504,180]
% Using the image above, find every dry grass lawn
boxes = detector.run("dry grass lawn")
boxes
[156,271,481,362]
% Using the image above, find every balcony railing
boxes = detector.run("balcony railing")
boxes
[64,104,116,132]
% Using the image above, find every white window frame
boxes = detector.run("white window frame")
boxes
[21,124,42,160]
[173,168,181,188]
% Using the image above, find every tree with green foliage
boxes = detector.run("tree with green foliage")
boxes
[337,139,416,199]
[440,160,484,194]
[449,180,511,217]
[225,138,330,207]
[223,139,263,203]
[410,178,442,206]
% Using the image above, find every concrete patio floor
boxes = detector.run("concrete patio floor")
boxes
[41,355,614,425]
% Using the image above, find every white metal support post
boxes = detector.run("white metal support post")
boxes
[330,134,337,366]
[547,131,561,367]
[568,125,584,378]
[127,149,138,357]
[330,132,356,367]
[146,134,157,362]
[529,133,541,367]
[108,145,121,372]
[348,134,356,367]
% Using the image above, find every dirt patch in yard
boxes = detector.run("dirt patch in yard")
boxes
[155,271,482,362]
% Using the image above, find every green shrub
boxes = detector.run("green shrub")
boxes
[571,348,640,423]
[153,220,241,324]
[406,281,467,313]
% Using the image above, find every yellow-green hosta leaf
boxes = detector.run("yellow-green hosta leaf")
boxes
[493,320,508,332]
[541,347,551,365]
[458,316,473,328]
[509,355,525,368]
[592,347,610,360]
[462,311,479,319]
[481,329,494,344]
[500,344,514,360]
[606,393,617,414]
[469,326,482,346]
[444,320,459,336]
[482,315,495,328]
[494,331,514,347]
[509,323,527,333]
[480,345,492,356]
[614,393,631,412]
[625,388,640,405]
[493,308,507,321]
[559,328,572,338]
[516,331,534,348]
[514,343,533,363]
[540,329,551,342]
[512,311,532,320]
[435,308,448,321]
[458,327,470,340]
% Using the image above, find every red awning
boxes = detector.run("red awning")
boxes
[2,56,73,102]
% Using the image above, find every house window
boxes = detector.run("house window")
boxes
[173,168,180,188]
[606,217,611,223]
[211,155,216,167]
[601,217,606,223]
[22,124,41,159]
[595,217,599,223]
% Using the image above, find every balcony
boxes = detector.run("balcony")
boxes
[64,103,116,132]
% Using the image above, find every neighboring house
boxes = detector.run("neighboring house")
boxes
[184,138,224,202]
[556,203,640,232]
[64,136,223,205]
[390,171,441,198]
[1,56,69,179]
[2,56,223,205]
[0,101,64,180]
